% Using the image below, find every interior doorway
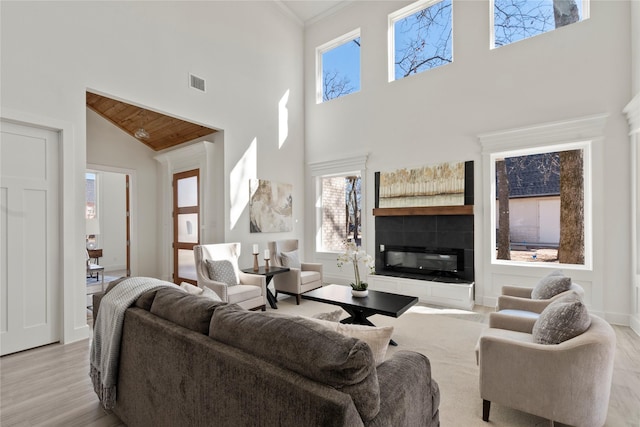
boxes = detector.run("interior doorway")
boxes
[86,166,132,279]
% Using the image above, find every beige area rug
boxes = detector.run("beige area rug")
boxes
[274,295,563,427]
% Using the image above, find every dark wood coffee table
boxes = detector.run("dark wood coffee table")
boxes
[302,284,418,345]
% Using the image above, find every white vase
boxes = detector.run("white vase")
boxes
[351,289,368,298]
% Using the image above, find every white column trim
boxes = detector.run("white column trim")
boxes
[625,92,640,336]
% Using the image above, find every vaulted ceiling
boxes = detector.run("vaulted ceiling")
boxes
[86,92,217,152]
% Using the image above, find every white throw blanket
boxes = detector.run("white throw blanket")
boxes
[90,277,174,410]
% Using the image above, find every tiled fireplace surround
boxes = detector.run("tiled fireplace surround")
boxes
[374,215,474,282]
[371,214,475,309]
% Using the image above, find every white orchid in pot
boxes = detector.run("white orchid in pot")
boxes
[337,241,375,296]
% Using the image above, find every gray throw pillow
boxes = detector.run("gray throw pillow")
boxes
[531,270,572,299]
[532,293,591,344]
[280,249,301,268]
[205,259,239,286]
[312,309,343,322]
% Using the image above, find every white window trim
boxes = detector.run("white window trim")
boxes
[310,154,368,253]
[315,28,361,104]
[388,0,446,82]
[479,114,607,271]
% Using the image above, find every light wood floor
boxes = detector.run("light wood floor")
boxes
[1,305,639,427]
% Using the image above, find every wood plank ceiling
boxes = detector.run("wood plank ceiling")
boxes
[86,92,217,151]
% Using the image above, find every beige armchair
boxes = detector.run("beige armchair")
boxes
[497,282,585,316]
[476,313,616,426]
[194,243,267,311]
[267,240,322,304]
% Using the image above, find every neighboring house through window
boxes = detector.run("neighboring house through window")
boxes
[479,115,607,270]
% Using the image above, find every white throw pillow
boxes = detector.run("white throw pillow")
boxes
[180,282,203,295]
[201,286,222,302]
[308,317,393,366]
[280,249,301,269]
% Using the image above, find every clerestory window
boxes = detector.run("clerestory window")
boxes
[389,0,453,82]
[316,29,361,103]
[492,0,589,48]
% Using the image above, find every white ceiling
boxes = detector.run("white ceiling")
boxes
[277,0,349,25]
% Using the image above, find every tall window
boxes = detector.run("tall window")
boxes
[496,149,587,264]
[492,0,588,48]
[319,174,362,251]
[311,155,367,253]
[316,29,361,103]
[389,0,452,82]
[492,143,589,267]
[85,172,99,249]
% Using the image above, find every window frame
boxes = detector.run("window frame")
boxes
[490,142,592,268]
[490,0,590,49]
[316,28,361,104]
[388,0,453,82]
[479,115,608,273]
[310,154,368,254]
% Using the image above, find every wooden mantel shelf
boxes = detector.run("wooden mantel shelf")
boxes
[372,205,473,216]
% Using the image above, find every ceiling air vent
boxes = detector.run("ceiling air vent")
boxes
[189,73,206,93]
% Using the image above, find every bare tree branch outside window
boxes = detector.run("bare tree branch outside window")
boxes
[322,38,360,102]
[494,0,582,47]
[394,0,452,79]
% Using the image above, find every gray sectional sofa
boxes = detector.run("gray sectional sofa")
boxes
[92,282,440,426]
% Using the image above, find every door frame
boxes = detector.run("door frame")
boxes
[87,163,137,277]
[2,109,91,345]
[173,168,200,284]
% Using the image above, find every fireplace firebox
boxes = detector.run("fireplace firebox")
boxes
[381,245,468,283]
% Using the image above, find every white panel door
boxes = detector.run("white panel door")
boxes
[0,120,60,356]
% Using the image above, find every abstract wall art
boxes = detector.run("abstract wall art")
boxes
[377,161,466,208]
[249,179,293,233]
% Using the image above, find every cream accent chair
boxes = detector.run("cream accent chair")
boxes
[267,240,323,305]
[476,312,616,426]
[496,282,585,319]
[194,243,267,311]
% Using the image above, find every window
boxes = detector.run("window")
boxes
[86,172,97,220]
[316,29,361,103]
[389,0,452,82]
[310,155,368,253]
[86,172,99,249]
[492,0,588,48]
[319,175,362,251]
[479,114,607,271]
[495,148,585,265]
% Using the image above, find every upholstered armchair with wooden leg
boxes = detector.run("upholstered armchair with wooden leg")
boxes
[477,305,616,426]
[267,240,323,305]
[194,243,267,311]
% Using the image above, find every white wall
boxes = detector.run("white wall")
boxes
[304,1,633,323]
[1,1,305,343]
[99,171,127,272]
